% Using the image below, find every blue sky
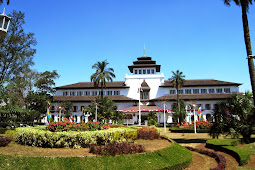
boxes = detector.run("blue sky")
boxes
[2,0,255,92]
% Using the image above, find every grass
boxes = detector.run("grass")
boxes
[0,143,192,170]
[206,139,253,166]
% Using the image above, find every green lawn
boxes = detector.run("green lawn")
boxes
[0,143,192,170]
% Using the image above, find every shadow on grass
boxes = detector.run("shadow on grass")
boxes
[172,139,208,144]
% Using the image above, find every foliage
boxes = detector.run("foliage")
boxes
[15,126,138,148]
[147,111,158,126]
[85,96,124,123]
[185,146,226,170]
[90,60,116,98]
[0,143,192,170]
[170,127,209,133]
[172,100,187,124]
[89,142,145,156]
[206,139,251,166]
[0,10,36,83]
[4,129,17,139]
[183,120,212,130]
[209,93,255,143]
[46,118,109,132]
[137,126,160,140]
[0,136,12,147]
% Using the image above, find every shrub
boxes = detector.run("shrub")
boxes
[5,129,17,139]
[46,118,109,132]
[206,139,250,166]
[0,136,12,147]
[185,146,226,170]
[138,126,160,140]
[89,142,145,156]
[183,120,212,130]
[15,126,138,148]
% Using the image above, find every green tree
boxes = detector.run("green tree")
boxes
[172,100,186,124]
[85,96,122,123]
[147,111,158,126]
[0,10,36,83]
[90,60,115,98]
[169,70,185,113]
[0,0,9,5]
[209,93,255,143]
[223,0,255,104]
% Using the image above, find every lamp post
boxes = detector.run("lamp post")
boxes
[193,104,196,134]
[0,8,11,36]
[95,103,97,122]
[138,87,141,126]
[59,106,62,122]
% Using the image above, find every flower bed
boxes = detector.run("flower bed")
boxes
[15,126,138,148]
[46,118,109,132]
[182,120,212,130]
[89,142,145,156]
[185,146,226,170]
[0,136,12,147]
[206,139,250,166]
[138,126,160,139]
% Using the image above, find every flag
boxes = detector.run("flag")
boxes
[198,107,202,120]
[47,101,51,123]
[226,109,230,116]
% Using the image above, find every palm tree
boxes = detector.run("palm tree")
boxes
[169,70,185,112]
[223,0,255,104]
[90,60,115,99]
[0,0,9,5]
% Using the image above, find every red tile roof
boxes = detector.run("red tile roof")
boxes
[56,81,128,89]
[53,95,137,102]
[161,79,241,87]
[152,93,243,101]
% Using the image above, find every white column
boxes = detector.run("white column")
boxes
[163,103,166,132]
[138,87,141,125]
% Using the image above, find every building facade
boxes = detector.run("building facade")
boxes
[50,56,242,124]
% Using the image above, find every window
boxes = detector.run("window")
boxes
[178,90,184,94]
[224,88,230,93]
[147,69,150,74]
[92,91,97,96]
[135,70,137,74]
[77,91,83,96]
[107,91,112,96]
[205,104,211,110]
[139,70,142,74]
[141,91,149,100]
[114,91,120,95]
[216,88,223,93]
[143,70,146,74]
[151,69,155,74]
[201,89,207,94]
[81,106,84,112]
[170,90,176,94]
[70,91,75,96]
[84,91,90,96]
[185,89,191,94]
[209,89,215,93]
[193,89,199,94]
[63,91,68,96]
[51,105,55,110]
[73,106,77,112]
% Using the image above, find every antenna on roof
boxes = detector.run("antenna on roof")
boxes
[144,44,145,56]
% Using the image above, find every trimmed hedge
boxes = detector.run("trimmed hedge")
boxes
[206,139,250,166]
[170,127,209,133]
[0,142,192,170]
[15,126,138,148]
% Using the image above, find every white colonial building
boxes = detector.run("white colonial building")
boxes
[49,56,242,125]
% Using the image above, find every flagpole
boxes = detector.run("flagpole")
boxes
[163,102,166,132]
[193,104,196,134]
[139,87,141,126]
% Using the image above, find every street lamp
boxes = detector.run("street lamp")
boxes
[193,104,196,134]
[0,8,11,36]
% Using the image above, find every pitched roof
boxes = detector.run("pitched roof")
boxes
[152,93,244,101]
[118,105,170,112]
[161,79,241,87]
[128,56,161,73]
[53,95,138,102]
[56,81,128,89]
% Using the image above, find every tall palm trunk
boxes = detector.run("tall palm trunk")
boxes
[100,82,103,99]
[177,87,180,123]
[241,2,255,105]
